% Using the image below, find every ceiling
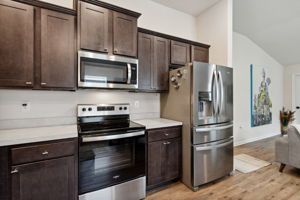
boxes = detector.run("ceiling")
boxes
[151,0,220,16]
[233,0,300,66]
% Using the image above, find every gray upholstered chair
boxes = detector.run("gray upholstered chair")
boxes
[275,126,300,172]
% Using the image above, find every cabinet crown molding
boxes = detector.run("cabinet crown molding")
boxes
[80,0,141,18]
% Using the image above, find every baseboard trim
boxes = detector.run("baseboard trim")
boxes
[234,133,280,147]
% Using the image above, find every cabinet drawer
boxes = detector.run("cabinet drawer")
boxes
[147,126,181,142]
[11,139,76,165]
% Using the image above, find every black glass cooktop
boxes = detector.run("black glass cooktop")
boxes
[78,117,145,135]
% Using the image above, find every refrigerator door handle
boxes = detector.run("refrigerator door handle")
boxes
[218,70,224,115]
[195,123,233,132]
[213,70,219,116]
[195,138,233,151]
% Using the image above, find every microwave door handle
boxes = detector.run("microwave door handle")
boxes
[127,64,132,84]
[81,131,145,143]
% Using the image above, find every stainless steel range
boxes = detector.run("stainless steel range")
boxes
[77,104,146,200]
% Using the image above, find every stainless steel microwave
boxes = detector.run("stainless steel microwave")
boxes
[78,51,138,89]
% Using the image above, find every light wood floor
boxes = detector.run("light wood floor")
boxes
[146,136,300,200]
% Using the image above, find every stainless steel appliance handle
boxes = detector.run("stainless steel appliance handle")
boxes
[81,131,145,143]
[218,70,224,115]
[127,64,132,84]
[195,123,233,132]
[212,70,219,116]
[195,139,233,151]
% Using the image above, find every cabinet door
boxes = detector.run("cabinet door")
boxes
[0,0,34,87]
[191,45,209,63]
[11,157,75,200]
[138,33,153,90]
[165,138,181,180]
[147,141,165,187]
[152,36,170,91]
[40,9,75,89]
[80,2,111,53]
[113,12,137,57]
[170,41,190,65]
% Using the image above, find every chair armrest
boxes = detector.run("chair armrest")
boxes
[288,126,300,168]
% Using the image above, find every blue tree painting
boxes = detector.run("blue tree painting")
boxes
[251,65,272,127]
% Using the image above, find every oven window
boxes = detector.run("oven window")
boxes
[79,135,145,194]
[80,58,128,84]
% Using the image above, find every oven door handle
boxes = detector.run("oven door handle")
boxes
[127,63,132,84]
[81,131,145,143]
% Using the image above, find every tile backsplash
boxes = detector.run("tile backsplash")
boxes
[0,89,160,129]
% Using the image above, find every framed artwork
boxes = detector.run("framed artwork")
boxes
[250,64,273,127]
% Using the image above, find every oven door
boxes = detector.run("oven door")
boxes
[79,130,145,195]
[78,51,138,89]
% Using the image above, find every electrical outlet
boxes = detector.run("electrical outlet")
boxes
[134,101,140,108]
[21,102,31,112]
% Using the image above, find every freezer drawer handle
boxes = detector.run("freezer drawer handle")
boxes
[195,139,233,151]
[81,131,145,143]
[195,124,233,132]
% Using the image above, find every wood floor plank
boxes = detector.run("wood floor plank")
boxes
[146,136,300,200]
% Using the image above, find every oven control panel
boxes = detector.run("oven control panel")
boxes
[78,104,130,117]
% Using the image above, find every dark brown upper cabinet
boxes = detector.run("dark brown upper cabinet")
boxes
[113,12,137,57]
[152,37,170,91]
[138,33,153,90]
[191,45,209,63]
[38,9,76,89]
[79,2,139,58]
[79,2,112,53]
[138,33,169,91]
[0,0,34,88]
[170,40,191,66]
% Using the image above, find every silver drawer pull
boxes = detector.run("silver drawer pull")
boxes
[11,169,18,174]
[41,82,47,85]
[42,151,49,155]
[25,81,32,85]
[164,133,169,136]
[163,142,171,145]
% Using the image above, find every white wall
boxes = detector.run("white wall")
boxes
[98,0,198,41]
[38,0,74,9]
[233,32,284,145]
[0,0,201,130]
[284,64,300,109]
[196,0,232,67]
[0,90,160,129]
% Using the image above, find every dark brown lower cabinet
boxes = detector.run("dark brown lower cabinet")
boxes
[11,157,75,200]
[147,126,182,189]
[1,138,77,200]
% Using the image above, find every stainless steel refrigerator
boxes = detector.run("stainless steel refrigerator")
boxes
[161,62,233,191]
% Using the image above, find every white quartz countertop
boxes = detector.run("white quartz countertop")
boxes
[0,125,78,147]
[133,118,182,130]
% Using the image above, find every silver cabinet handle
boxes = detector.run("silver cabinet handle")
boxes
[41,82,47,85]
[11,168,18,174]
[164,133,169,136]
[163,142,171,145]
[42,151,49,155]
[25,81,32,85]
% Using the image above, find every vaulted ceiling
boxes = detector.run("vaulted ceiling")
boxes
[151,0,220,16]
[233,0,300,66]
